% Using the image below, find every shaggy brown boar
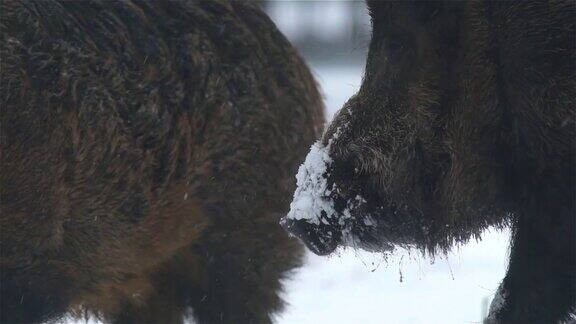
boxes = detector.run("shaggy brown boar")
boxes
[282,1,575,323]
[0,0,324,323]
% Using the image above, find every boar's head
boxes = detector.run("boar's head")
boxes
[281,1,540,255]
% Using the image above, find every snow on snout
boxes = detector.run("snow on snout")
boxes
[286,141,336,225]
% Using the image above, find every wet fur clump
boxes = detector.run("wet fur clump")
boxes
[0,1,324,323]
[283,1,574,323]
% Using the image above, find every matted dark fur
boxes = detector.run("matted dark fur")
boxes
[282,1,575,323]
[0,0,324,323]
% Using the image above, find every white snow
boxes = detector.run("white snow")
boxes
[285,120,354,228]
[286,141,335,226]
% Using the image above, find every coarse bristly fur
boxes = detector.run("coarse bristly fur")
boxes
[0,0,324,323]
[282,1,575,323]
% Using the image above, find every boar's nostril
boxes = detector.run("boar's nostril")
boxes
[280,217,340,256]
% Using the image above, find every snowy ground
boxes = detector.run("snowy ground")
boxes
[275,64,511,324]
[66,65,511,324]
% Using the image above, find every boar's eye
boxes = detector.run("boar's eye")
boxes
[380,31,414,64]
[386,37,404,58]
[368,1,443,25]
[413,1,443,24]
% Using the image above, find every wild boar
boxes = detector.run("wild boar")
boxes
[281,1,575,323]
[0,0,324,323]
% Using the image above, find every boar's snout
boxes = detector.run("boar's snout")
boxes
[280,216,341,256]
[280,140,345,255]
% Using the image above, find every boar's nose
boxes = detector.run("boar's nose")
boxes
[280,217,341,256]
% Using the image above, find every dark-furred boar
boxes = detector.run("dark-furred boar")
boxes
[282,1,575,323]
[0,1,324,323]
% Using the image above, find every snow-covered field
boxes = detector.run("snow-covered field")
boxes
[276,64,511,324]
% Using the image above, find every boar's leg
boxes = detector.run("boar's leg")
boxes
[486,202,575,323]
[186,203,302,324]
[110,278,186,324]
[0,275,68,324]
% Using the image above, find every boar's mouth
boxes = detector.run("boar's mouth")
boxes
[281,140,394,255]
[280,215,341,256]
[281,197,395,256]
[281,206,394,256]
